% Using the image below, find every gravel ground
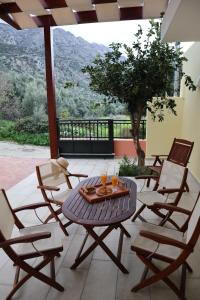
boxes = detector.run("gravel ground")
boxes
[0,141,50,158]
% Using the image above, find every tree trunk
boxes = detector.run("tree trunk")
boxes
[133,136,145,167]
[130,113,145,167]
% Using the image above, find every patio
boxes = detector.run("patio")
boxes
[1,157,200,300]
[1,1,200,299]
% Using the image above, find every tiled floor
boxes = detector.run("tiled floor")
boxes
[1,158,200,300]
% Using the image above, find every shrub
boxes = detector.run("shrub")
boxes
[14,117,48,134]
[8,132,49,146]
[0,119,49,146]
[0,120,15,138]
[119,155,152,176]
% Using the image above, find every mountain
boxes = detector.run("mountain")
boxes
[0,23,125,120]
[0,23,108,87]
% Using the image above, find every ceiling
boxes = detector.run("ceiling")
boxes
[161,0,200,42]
[0,0,168,30]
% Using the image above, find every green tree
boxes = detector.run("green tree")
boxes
[0,72,21,120]
[21,79,46,118]
[82,20,196,166]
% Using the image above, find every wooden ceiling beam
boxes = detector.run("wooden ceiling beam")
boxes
[76,10,98,24]
[32,15,57,27]
[39,0,68,9]
[92,0,117,4]
[120,6,143,20]
[0,13,21,29]
[0,2,22,14]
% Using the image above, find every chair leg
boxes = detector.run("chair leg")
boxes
[7,255,64,299]
[50,258,55,281]
[185,262,193,273]
[140,265,149,282]
[47,206,70,236]
[44,204,73,236]
[64,220,73,228]
[180,263,187,299]
[44,207,62,224]
[153,180,159,191]
[185,182,189,192]
[14,266,20,285]
[118,224,131,238]
[131,204,146,222]
[58,221,69,236]
[154,209,181,231]
[146,178,151,187]
[131,254,185,299]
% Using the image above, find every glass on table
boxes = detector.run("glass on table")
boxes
[111,169,119,192]
[100,171,107,187]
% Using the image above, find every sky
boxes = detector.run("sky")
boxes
[0,17,193,52]
[62,19,149,47]
[62,19,193,52]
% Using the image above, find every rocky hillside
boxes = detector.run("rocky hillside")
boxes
[0,23,108,86]
[0,23,125,120]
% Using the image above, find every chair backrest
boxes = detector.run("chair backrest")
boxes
[167,138,194,167]
[159,160,187,189]
[0,190,15,240]
[36,161,69,188]
[186,192,200,244]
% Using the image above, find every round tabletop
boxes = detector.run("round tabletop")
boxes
[62,176,137,226]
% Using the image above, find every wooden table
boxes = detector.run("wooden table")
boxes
[62,176,137,273]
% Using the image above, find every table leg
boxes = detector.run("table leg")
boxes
[71,224,129,274]
[71,225,114,270]
[118,223,131,238]
[87,227,129,274]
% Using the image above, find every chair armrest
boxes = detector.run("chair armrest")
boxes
[13,202,50,213]
[150,203,191,215]
[0,232,51,248]
[150,155,166,166]
[37,185,60,191]
[157,188,181,194]
[135,175,159,180]
[139,230,186,249]
[67,173,88,178]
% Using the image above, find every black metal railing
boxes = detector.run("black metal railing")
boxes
[58,119,146,140]
[113,119,146,139]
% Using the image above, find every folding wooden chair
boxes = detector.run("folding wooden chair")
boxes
[132,160,188,229]
[131,191,200,299]
[147,138,194,191]
[149,192,198,233]
[36,157,88,235]
[0,189,64,300]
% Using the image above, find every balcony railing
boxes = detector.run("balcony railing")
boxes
[58,119,146,140]
[113,119,146,139]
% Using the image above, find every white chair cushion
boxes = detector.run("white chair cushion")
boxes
[48,189,72,204]
[187,195,200,243]
[169,193,196,229]
[39,162,68,187]
[0,190,15,239]
[13,222,63,255]
[159,160,185,189]
[132,223,185,260]
[137,191,177,206]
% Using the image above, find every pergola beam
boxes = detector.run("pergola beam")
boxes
[43,19,58,159]
[0,12,21,29]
